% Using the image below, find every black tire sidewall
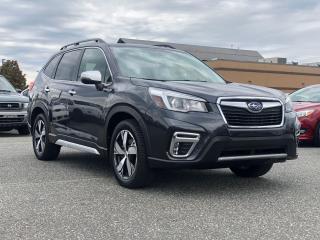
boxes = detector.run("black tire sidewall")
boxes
[231,163,273,178]
[314,123,320,147]
[109,120,149,187]
[32,114,49,159]
[18,126,30,135]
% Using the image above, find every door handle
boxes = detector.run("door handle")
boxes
[44,86,50,93]
[68,90,76,96]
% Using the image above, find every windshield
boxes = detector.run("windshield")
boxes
[290,86,320,103]
[0,76,16,92]
[111,46,226,83]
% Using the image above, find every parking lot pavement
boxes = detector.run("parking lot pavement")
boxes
[0,131,320,240]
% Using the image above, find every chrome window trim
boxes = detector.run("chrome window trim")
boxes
[217,96,285,129]
[44,47,114,83]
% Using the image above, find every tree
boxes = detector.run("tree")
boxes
[0,60,27,90]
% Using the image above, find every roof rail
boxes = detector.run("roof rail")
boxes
[60,38,106,50]
[153,44,175,49]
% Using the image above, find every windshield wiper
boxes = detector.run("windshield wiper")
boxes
[131,77,167,82]
[0,90,12,93]
[171,80,207,82]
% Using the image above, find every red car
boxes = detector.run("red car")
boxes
[290,84,320,146]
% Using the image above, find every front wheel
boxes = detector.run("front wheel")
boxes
[230,163,273,178]
[32,114,61,161]
[110,119,153,188]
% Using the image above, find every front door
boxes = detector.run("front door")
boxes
[66,48,113,146]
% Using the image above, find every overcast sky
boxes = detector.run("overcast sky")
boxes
[1,0,320,82]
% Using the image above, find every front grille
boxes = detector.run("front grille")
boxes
[219,98,283,127]
[0,102,21,110]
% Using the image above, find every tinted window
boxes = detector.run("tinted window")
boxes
[55,50,82,81]
[44,55,60,78]
[79,48,111,82]
[111,47,225,83]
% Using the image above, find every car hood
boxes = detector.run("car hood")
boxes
[293,102,320,111]
[131,78,285,103]
[0,92,29,103]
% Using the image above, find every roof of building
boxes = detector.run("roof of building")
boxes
[117,38,263,62]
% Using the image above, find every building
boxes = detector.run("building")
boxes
[206,60,320,92]
[118,38,320,92]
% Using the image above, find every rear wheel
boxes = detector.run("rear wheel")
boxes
[32,114,61,160]
[110,119,153,188]
[230,163,273,178]
[18,126,30,135]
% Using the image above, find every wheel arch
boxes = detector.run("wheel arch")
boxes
[105,104,151,154]
[30,101,49,131]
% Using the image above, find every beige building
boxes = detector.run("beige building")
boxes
[206,60,320,92]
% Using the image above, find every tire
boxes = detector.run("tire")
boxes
[109,119,153,188]
[18,126,30,135]
[314,123,320,147]
[230,163,273,178]
[32,114,61,161]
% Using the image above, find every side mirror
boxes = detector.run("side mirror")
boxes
[16,88,22,93]
[80,71,102,85]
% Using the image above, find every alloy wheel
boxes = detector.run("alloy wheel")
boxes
[113,130,138,180]
[34,119,46,154]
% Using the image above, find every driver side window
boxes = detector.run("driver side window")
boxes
[78,48,111,83]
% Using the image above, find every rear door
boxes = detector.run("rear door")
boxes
[51,49,83,137]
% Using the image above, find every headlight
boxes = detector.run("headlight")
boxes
[23,103,29,109]
[285,97,293,113]
[296,109,314,118]
[149,88,208,112]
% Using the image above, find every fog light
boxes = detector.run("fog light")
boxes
[169,132,200,158]
[173,142,180,155]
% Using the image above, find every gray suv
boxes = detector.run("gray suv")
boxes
[28,39,298,188]
[0,75,29,135]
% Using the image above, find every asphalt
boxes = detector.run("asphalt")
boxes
[0,130,320,240]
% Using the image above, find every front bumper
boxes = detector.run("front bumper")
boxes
[0,111,28,128]
[146,108,298,169]
[149,134,297,168]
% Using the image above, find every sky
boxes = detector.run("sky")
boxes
[0,0,320,83]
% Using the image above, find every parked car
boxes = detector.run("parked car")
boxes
[290,85,320,145]
[0,75,29,135]
[28,39,298,188]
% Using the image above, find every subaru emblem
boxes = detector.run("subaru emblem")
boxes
[247,101,263,113]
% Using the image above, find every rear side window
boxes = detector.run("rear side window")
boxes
[44,55,60,78]
[55,50,82,81]
[78,48,111,82]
